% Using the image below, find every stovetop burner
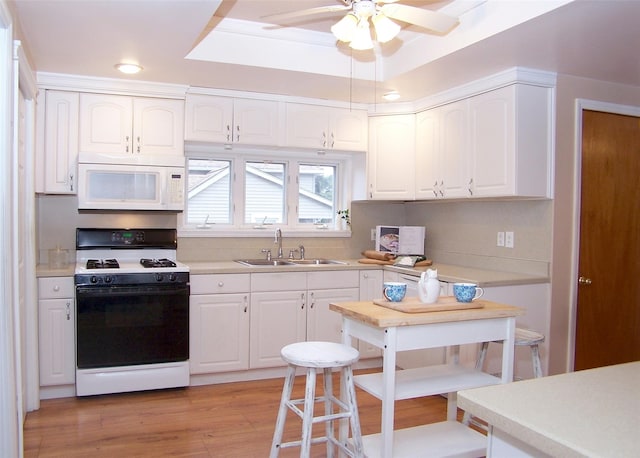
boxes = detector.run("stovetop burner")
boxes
[86,259,120,269]
[140,258,178,268]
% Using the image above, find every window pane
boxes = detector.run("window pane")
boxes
[298,164,335,224]
[186,159,231,225]
[245,161,285,224]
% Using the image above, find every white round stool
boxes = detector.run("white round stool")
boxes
[269,341,364,458]
[463,328,545,427]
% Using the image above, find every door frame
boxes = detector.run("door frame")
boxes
[568,99,640,370]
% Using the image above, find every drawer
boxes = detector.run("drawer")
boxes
[38,277,74,299]
[307,270,359,289]
[251,272,307,292]
[190,274,251,295]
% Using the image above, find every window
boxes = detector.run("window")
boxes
[181,149,350,234]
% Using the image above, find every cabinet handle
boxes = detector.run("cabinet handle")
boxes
[310,292,315,309]
[65,301,71,321]
[330,132,335,148]
[301,292,305,309]
[322,131,327,147]
[125,135,130,153]
[218,281,224,287]
[53,285,60,292]
[468,178,474,196]
[243,295,248,313]
[236,125,240,142]
[578,276,592,285]
[226,125,231,142]
[69,173,74,192]
[136,136,141,153]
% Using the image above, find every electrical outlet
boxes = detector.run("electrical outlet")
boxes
[505,231,514,248]
[497,231,505,247]
[371,228,376,241]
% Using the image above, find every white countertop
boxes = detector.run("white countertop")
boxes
[458,362,640,457]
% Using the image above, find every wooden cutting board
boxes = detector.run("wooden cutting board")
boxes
[373,296,484,313]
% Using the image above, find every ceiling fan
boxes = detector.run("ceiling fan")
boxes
[263,0,460,50]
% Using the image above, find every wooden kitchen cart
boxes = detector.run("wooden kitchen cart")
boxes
[329,300,525,458]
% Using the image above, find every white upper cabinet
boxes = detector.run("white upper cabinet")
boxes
[416,100,470,200]
[184,94,281,146]
[468,84,551,198]
[285,103,368,151]
[40,90,79,194]
[367,114,416,200]
[79,93,184,156]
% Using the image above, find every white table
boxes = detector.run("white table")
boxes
[330,300,524,458]
[458,361,640,457]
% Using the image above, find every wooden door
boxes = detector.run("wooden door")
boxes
[575,110,640,370]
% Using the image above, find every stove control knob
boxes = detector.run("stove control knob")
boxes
[104,276,112,284]
[168,273,177,282]
[155,273,164,282]
[90,276,98,284]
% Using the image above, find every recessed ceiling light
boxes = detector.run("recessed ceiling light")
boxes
[115,63,143,74]
[383,91,400,101]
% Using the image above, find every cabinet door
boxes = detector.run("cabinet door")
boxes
[439,100,470,198]
[233,98,281,146]
[184,94,233,143]
[79,93,132,154]
[415,109,440,199]
[133,97,184,156]
[190,293,249,374]
[249,290,306,368]
[307,287,359,343]
[38,298,75,386]
[330,108,368,151]
[285,103,329,148]
[358,270,384,358]
[468,86,514,197]
[368,114,416,200]
[43,90,79,194]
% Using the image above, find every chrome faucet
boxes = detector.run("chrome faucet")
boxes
[274,228,283,258]
[299,244,305,260]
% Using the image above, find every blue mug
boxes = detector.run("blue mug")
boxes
[383,282,407,302]
[453,283,484,303]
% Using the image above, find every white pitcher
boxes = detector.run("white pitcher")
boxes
[418,268,440,304]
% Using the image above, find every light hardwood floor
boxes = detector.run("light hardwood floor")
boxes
[24,370,460,457]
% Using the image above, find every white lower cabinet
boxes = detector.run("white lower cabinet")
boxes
[249,270,360,368]
[189,274,250,374]
[38,277,75,387]
[358,270,384,358]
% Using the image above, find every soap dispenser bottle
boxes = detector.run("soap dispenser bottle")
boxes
[418,268,440,304]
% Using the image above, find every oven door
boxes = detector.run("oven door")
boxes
[75,283,189,369]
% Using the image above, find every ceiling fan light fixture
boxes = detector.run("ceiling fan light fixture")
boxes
[372,13,401,43]
[349,19,374,50]
[331,13,358,42]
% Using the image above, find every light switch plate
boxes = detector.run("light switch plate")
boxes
[497,232,505,247]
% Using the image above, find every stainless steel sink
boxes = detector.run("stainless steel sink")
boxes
[234,259,296,267]
[289,259,347,265]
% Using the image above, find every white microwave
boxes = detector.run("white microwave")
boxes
[78,163,184,211]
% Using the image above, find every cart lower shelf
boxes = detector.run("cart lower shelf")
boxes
[361,421,486,458]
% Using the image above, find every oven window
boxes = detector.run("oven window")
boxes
[76,286,189,369]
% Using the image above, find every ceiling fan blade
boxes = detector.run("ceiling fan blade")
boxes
[262,5,351,23]
[380,3,459,34]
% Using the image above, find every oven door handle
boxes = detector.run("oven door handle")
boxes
[76,285,190,297]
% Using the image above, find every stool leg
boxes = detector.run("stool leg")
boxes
[531,344,543,378]
[300,368,317,458]
[344,366,364,457]
[323,368,335,458]
[463,341,489,426]
[270,365,296,458]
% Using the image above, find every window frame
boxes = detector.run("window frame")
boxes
[179,145,356,238]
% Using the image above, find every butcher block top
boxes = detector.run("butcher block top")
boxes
[329,299,524,328]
